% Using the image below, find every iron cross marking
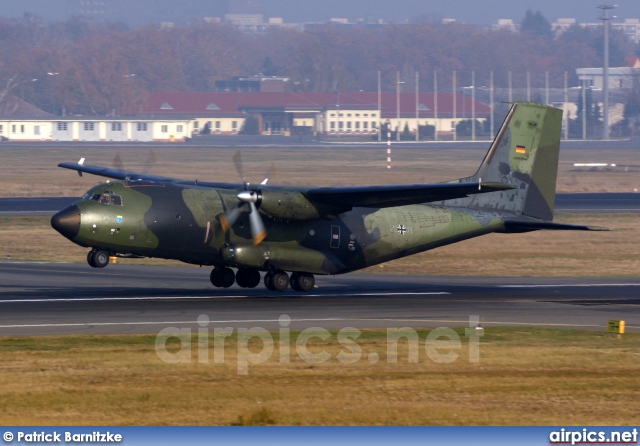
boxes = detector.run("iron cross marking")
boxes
[397,224,407,235]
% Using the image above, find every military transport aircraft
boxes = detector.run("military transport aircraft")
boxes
[51,102,605,292]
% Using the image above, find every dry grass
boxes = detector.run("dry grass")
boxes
[0,145,639,198]
[2,213,638,277]
[0,328,638,425]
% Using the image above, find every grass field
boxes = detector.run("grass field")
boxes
[0,328,638,425]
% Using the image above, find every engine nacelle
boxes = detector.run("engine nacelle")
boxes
[257,189,349,220]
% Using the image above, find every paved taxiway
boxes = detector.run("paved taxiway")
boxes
[0,261,637,336]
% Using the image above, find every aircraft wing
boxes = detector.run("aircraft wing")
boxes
[303,182,516,208]
[57,161,241,190]
[59,161,515,209]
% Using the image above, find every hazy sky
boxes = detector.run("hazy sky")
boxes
[2,0,640,26]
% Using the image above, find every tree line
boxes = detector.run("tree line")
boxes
[0,11,636,117]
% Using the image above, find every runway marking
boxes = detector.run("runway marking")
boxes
[0,292,450,304]
[1,318,637,331]
[0,318,346,329]
[559,208,640,212]
[500,283,640,288]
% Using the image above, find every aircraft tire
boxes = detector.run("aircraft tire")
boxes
[210,268,224,287]
[290,273,301,291]
[293,273,315,292]
[87,250,98,268]
[92,250,110,268]
[236,268,260,288]
[264,272,276,291]
[271,271,289,292]
[220,267,236,288]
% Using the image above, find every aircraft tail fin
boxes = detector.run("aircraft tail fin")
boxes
[447,102,563,221]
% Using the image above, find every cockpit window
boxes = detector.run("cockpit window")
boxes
[85,191,122,205]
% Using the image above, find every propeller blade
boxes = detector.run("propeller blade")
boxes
[219,205,243,232]
[261,162,276,185]
[112,154,124,171]
[143,149,157,174]
[248,202,267,245]
[232,151,248,189]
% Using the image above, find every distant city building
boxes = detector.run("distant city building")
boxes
[550,17,640,43]
[144,91,491,138]
[577,60,640,90]
[492,19,517,32]
[215,76,292,93]
[64,0,225,27]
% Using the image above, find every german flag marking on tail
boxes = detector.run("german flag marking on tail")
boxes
[515,145,526,154]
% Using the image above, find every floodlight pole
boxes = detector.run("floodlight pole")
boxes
[599,4,615,140]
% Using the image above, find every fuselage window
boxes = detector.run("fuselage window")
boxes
[111,195,122,206]
[91,194,101,202]
[99,194,111,205]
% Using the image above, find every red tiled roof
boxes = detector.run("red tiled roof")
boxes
[0,95,52,117]
[145,91,490,118]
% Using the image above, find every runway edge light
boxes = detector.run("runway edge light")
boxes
[607,320,625,335]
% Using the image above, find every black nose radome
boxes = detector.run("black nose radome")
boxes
[51,204,80,240]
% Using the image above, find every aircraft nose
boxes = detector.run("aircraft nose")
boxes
[51,204,81,240]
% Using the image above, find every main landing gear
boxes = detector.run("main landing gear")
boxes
[87,249,110,268]
[209,267,315,292]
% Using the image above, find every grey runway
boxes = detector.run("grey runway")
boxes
[0,261,637,336]
[1,193,639,216]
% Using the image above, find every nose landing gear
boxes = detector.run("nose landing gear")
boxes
[87,249,110,268]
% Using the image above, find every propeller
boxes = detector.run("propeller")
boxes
[219,151,267,245]
[112,150,157,174]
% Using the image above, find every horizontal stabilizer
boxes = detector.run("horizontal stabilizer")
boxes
[503,220,611,233]
[305,182,515,208]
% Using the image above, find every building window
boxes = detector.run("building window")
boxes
[363,122,368,129]
[330,122,335,130]
[371,121,376,129]
[57,122,68,131]
[177,125,183,133]
[20,125,25,133]
[338,122,343,129]
[215,121,221,131]
[137,123,147,132]
[83,122,94,131]
[355,122,360,130]
[347,122,352,129]
[12,125,16,133]
[0,125,3,134]
[34,125,40,135]
[161,125,168,133]
[193,121,199,131]
[232,121,237,130]
[111,123,122,131]
[330,113,335,117]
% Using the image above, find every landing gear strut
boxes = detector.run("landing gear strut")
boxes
[87,249,109,268]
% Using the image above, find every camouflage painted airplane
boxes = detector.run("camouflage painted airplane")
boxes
[51,102,605,292]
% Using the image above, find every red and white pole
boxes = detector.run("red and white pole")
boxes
[386,115,391,169]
